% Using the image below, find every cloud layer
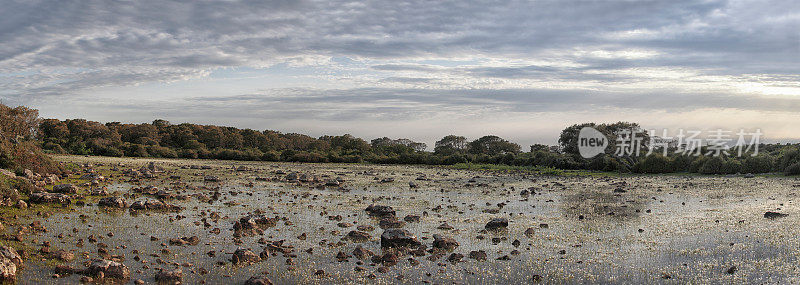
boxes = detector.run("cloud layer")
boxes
[1,0,799,146]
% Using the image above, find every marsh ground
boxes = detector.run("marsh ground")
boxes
[5,155,800,284]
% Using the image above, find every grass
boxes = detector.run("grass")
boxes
[446,163,777,178]
[446,163,612,177]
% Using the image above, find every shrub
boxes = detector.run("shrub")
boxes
[14,178,36,196]
[720,159,742,174]
[786,162,800,176]
[178,149,198,159]
[125,144,149,157]
[635,154,672,174]
[699,156,723,174]
[743,155,774,174]
[0,182,19,202]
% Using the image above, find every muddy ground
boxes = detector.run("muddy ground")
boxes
[3,155,800,284]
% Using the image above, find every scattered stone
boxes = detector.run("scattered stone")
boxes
[381,229,421,248]
[155,269,183,284]
[485,218,508,231]
[432,234,459,252]
[52,184,78,194]
[469,250,487,261]
[232,248,261,265]
[365,204,396,218]
[98,197,127,208]
[345,231,371,243]
[84,259,130,280]
[29,192,71,204]
[764,211,788,219]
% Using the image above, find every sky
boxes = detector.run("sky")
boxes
[1,0,799,148]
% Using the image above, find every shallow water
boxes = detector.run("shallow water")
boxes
[12,156,800,284]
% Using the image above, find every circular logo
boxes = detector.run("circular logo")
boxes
[578,127,608,158]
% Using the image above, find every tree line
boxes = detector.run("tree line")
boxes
[2,102,799,176]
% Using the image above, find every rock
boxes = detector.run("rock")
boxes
[89,188,109,196]
[365,204,396,218]
[154,269,182,283]
[52,184,78,194]
[379,217,405,229]
[726,266,737,274]
[84,259,130,279]
[485,218,509,231]
[380,229,421,248]
[432,234,459,252]
[233,215,278,236]
[380,177,395,183]
[129,200,181,212]
[245,276,273,285]
[469,250,487,261]
[447,253,464,263]
[98,197,127,208]
[403,215,421,223]
[764,211,788,219]
[15,200,27,209]
[325,179,340,186]
[345,231,371,243]
[203,176,220,182]
[29,192,71,204]
[50,249,75,262]
[169,236,200,246]
[0,246,22,281]
[524,227,535,238]
[352,246,374,260]
[437,222,454,230]
[408,181,417,188]
[285,173,298,181]
[232,248,261,265]
[336,251,350,262]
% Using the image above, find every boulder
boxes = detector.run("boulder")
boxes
[0,246,22,281]
[98,197,127,208]
[84,259,130,279]
[365,204,396,218]
[232,248,261,265]
[485,218,509,231]
[129,200,181,212]
[380,229,421,248]
[154,269,182,283]
[29,192,71,204]
[52,184,78,194]
[432,234,459,252]
[344,231,371,243]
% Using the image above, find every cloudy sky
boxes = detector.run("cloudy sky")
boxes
[1,0,799,147]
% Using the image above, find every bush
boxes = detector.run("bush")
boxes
[42,142,66,154]
[125,144,149,157]
[147,145,178,158]
[699,156,723,174]
[786,162,800,176]
[14,178,36,196]
[743,155,774,174]
[720,159,742,174]
[635,154,672,174]
[670,155,695,172]
[178,149,198,159]
[0,181,20,202]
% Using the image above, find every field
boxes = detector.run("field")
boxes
[5,155,800,284]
